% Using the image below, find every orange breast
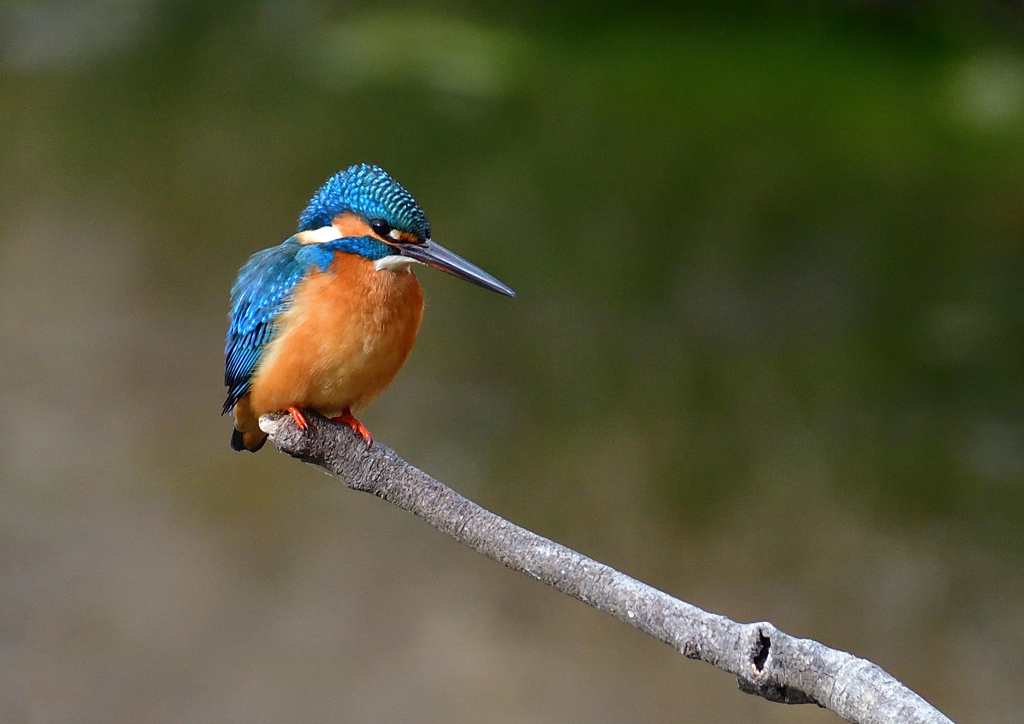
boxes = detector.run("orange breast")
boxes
[247,253,424,419]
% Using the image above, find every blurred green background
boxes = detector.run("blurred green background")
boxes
[2,1,1022,722]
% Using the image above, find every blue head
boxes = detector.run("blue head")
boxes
[295,164,515,297]
[298,163,430,242]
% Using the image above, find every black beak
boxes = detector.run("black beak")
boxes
[398,239,515,297]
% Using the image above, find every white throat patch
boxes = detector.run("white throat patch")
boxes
[374,255,419,272]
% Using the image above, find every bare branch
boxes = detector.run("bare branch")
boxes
[260,412,955,724]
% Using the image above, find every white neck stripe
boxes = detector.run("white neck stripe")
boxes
[295,226,343,244]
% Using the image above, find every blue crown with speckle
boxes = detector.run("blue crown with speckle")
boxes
[297,164,431,239]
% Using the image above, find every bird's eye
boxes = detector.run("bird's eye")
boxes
[370,219,392,238]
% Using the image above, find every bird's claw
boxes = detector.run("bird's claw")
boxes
[331,410,373,447]
[286,406,309,430]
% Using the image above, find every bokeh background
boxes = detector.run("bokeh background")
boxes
[2,1,1023,722]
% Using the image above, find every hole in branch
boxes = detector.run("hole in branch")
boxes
[752,632,770,672]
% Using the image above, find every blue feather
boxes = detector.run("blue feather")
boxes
[223,237,334,413]
[223,233,401,413]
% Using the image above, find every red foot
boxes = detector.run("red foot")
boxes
[330,409,373,446]
[286,406,309,430]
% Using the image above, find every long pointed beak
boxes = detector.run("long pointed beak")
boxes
[398,239,515,297]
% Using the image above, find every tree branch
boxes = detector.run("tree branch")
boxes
[259,412,954,724]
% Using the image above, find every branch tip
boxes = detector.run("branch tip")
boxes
[258,413,285,436]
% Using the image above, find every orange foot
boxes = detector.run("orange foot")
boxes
[331,409,373,446]
[286,406,309,430]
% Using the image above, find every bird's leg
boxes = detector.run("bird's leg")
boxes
[286,406,309,430]
[331,408,373,446]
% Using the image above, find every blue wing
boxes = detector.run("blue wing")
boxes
[223,237,333,413]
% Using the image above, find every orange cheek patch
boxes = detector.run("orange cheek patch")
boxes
[332,212,374,239]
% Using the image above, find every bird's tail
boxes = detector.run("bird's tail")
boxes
[227,396,267,452]
[231,427,267,453]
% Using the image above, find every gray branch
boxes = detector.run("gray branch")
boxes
[259,412,954,724]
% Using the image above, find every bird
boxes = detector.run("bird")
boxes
[223,163,515,452]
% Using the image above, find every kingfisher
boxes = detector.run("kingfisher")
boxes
[223,163,515,452]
